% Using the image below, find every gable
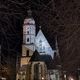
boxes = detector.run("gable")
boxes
[35,30,54,58]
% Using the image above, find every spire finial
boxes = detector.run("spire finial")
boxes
[27,8,32,17]
[39,26,41,29]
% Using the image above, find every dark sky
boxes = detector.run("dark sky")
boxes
[0,0,80,76]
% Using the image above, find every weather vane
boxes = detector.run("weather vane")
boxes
[27,5,32,17]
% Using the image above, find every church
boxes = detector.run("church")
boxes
[16,10,60,80]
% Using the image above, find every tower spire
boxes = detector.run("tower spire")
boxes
[55,35,60,57]
[39,26,41,29]
[27,9,32,17]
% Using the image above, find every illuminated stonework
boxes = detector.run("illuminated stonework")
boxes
[21,9,54,67]
[16,10,55,80]
[36,29,54,58]
[17,62,48,80]
[23,17,54,59]
[21,12,36,66]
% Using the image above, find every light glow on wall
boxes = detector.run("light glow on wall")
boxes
[69,77,74,80]
[42,77,44,80]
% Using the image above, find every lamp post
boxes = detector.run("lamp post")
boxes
[42,77,44,80]
[77,68,80,80]
[64,74,67,80]
[63,71,67,80]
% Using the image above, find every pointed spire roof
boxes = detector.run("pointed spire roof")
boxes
[27,9,32,17]
[39,26,41,29]
[55,36,60,57]
[24,9,35,25]
[30,50,53,69]
[30,50,40,61]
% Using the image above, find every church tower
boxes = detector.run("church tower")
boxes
[21,10,36,66]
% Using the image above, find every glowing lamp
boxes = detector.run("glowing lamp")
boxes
[69,77,74,80]
[64,74,66,78]
[42,77,44,80]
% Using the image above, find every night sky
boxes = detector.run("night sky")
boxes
[0,0,80,79]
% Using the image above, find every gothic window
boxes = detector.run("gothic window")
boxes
[39,40,42,44]
[43,46,45,52]
[27,38,29,42]
[39,40,42,52]
[26,50,29,57]
[27,31,29,34]
[34,64,39,80]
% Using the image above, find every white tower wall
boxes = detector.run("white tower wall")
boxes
[21,11,36,66]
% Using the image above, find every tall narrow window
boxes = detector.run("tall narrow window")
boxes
[34,64,39,80]
[27,31,29,34]
[26,50,29,56]
[27,38,29,42]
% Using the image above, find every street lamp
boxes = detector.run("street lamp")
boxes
[63,71,67,80]
[64,74,66,80]
[69,77,74,80]
[42,77,44,80]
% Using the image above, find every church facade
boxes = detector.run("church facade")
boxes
[16,10,60,80]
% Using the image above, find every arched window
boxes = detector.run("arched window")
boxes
[27,31,29,34]
[27,38,29,42]
[34,64,39,80]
